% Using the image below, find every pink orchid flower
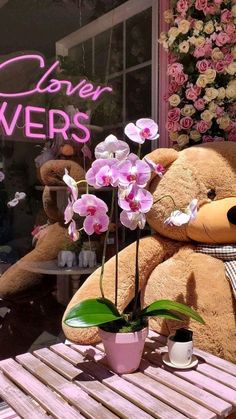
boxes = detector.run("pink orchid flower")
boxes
[86,159,119,188]
[7,192,26,208]
[143,157,165,177]
[63,169,78,201]
[0,171,5,182]
[124,118,159,144]
[84,213,109,235]
[118,185,153,213]
[117,153,151,188]
[64,197,74,224]
[164,199,198,227]
[68,219,79,241]
[73,194,108,217]
[120,211,146,230]
[95,134,130,161]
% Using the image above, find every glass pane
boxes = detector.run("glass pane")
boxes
[95,23,123,80]
[126,8,152,68]
[69,39,93,78]
[109,23,123,75]
[92,75,123,126]
[126,65,151,121]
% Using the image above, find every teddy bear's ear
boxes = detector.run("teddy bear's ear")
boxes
[145,148,178,169]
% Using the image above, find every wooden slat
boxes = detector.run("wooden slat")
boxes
[52,343,187,419]
[123,371,216,419]
[16,352,118,419]
[148,330,236,377]
[139,359,232,418]
[0,372,48,419]
[196,362,236,390]
[145,350,236,407]
[35,347,152,419]
[0,359,82,419]
[0,401,20,419]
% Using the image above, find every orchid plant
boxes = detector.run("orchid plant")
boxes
[64,118,204,332]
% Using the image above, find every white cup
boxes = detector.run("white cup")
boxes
[167,335,193,366]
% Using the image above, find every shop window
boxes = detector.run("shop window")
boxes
[56,0,165,150]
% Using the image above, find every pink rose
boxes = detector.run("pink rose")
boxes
[180,117,193,130]
[213,136,224,141]
[194,98,205,111]
[203,40,213,57]
[214,0,223,4]
[203,135,213,142]
[221,46,230,54]
[186,84,201,101]
[196,59,211,73]
[166,121,180,132]
[224,23,235,35]
[228,128,236,141]
[175,72,188,85]
[176,0,189,16]
[168,108,181,122]
[196,120,210,133]
[194,46,206,59]
[224,53,233,65]
[195,0,207,11]
[214,60,226,73]
[168,81,179,95]
[221,9,232,24]
[230,33,236,43]
[204,5,217,15]
[167,63,184,77]
[215,32,230,47]
[216,107,225,117]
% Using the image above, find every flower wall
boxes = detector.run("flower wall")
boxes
[159,0,236,148]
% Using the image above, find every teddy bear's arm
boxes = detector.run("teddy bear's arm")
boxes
[62,233,182,344]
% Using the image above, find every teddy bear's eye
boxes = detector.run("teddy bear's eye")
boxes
[207,189,216,200]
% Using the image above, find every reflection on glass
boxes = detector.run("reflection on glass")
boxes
[92,76,123,126]
[95,23,123,80]
[95,29,110,80]
[126,8,152,68]
[69,39,93,78]
[109,24,123,75]
[126,66,151,121]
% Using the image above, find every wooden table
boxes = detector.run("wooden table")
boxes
[21,260,100,305]
[0,331,235,419]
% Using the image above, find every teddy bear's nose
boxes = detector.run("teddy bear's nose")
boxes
[227,206,236,225]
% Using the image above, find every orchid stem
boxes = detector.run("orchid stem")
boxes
[115,189,119,307]
[99,188,116,299]
[153,194,177,208]
[132,227,141,319]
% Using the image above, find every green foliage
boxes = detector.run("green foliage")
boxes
[64,298,122,328]
[64,297,205,332]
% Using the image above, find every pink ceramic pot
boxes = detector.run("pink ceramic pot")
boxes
[99,327,148,374]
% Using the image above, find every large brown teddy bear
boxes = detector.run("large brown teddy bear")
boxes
[0,159,84,296]
[63,141,236,363]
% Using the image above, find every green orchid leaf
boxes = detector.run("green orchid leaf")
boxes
[140,309,183,321]
[140,300,205,324]
[64,298,122,328]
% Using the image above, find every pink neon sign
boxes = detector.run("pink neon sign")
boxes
[0,54,113,143]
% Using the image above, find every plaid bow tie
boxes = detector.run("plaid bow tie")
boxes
[196,244,236,299]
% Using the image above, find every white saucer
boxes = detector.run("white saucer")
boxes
[162,353,198,369]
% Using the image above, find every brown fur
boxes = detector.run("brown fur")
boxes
[63,142,236,363]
